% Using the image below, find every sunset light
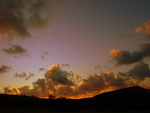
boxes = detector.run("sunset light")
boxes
[1,0,150,101]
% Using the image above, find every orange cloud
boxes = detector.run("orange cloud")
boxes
[134,20,150,38]
[48,64,60,70]
[110,43,150,65]
[143,20,150,35]
[110,49,124,58]
[135,26,143,33]
[3,64,137,99]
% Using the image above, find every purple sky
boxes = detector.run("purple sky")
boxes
[1,0,150,99]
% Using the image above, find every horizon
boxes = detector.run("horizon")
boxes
[1,0,150,99]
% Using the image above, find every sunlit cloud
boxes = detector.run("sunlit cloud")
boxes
[2,44,27,55]
[135,26,143,33]
[110,43,150,65]
[0,65,12,75]
[3,64,137,99]
[135,20,150,38]
[45,64,74,86]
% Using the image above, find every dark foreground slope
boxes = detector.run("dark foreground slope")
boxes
[91,86,150,111]
[0,86,150,112]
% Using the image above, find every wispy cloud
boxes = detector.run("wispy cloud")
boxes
[2,44,27,55]
[61,63,70,67]
[39,68,46,71]
[14,72,35,80]
[0,65,12,75]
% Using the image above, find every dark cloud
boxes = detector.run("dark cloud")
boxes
[0,65,12,75]
[128,62,150,81]
[39,68,46,71]
[41,52,49,59]
[4,87,11,94]
[110,43,150,65]
[61,63,70,67]
[3,44,27,55]
[32,78,46,92]
[25,73,35,80]
[0,0,61,40]
[14,72,35,80]
[77,72,131,94]
[95,65,101,69]
[45,64,74,86]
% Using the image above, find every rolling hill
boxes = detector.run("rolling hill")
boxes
[0,86,150,112]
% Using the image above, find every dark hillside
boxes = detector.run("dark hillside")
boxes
[0,86,150,112]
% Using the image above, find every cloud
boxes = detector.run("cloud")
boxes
[95,65,101,69]
[2,44,27,55]
[110,43,150,65]
[135,26,143,33]
[25,73,35,80]
[45,64,74,86]
[135,20,150,38]
[32,78,46,92]
[39,68,46,71]
[61,63,70,67]
[14,72,35,80]
[77,72,132,94]
[3,64,136,99]
[40,52,49,59]
[0,65,12,75]
[127,62,150,81]
[143,20,150,36]
[4,87,11,94]
[0,0,61,40]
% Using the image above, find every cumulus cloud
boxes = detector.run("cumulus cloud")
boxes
[14,72,35,80]
[0,0,61,40]
[0,65,12,75]
[45,64,74,86]
[4,87,11,94]
[4,63,150,99]
[2,44,27,55]
[32,78,46,92]
[3,64,136,99]
[110,43,150,65]
[77,72,132,94]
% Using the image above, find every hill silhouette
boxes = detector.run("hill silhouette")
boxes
[0,86,150,112]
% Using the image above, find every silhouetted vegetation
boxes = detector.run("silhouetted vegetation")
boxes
[0,86,150,113]
[48,95,55,99]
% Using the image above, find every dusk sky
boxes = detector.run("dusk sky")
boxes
[1,0,150,99]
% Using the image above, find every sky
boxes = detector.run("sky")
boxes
[1,0,150,99]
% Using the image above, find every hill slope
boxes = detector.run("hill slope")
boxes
[0,86,150,112]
